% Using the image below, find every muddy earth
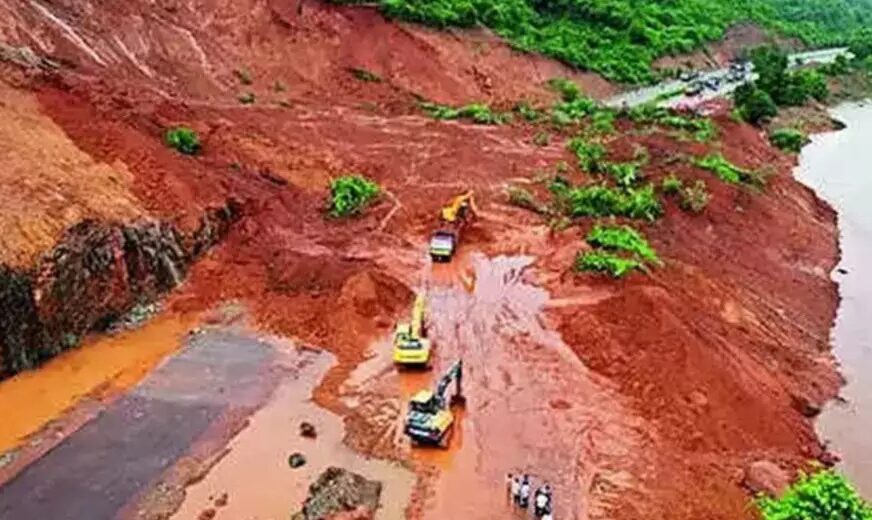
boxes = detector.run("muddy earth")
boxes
[0,1,847,519]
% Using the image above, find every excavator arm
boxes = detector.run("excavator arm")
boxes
[434,359,463,407]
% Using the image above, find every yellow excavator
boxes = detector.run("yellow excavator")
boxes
[429,191,477,262]
[392,293,432,367]
[404,359,464,447]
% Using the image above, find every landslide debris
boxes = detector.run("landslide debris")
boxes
[292,467,381,520]
[0,201,240,377]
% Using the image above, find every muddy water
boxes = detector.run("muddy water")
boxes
[0,312,197,452]
[797,102,872,498]
[172,347,415,520]
[348,252,646,520]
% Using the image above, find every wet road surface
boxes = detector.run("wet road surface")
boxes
[0,329,278,520]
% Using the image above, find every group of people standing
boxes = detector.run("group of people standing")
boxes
[508,473,554,519]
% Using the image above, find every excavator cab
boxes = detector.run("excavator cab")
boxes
[404,360,464,447]
[430,192,476,262]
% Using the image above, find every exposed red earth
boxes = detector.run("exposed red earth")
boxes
[0,1,842,519]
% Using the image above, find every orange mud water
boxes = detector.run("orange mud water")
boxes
[343,253,650,520]
[171,347,415,520]
[0,312,197,453]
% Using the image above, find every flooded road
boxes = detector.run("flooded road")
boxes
[347,252,648,520]
[797,101,872,498]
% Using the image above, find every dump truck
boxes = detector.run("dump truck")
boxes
[404,359,464,447]
[429,191,476,262]
[392,293,432,367]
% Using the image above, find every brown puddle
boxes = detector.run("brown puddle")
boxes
[345,253,648,520]
[171,346,415,520]
[0,312,197,453]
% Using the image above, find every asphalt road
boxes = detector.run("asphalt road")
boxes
[605,47,852,109]
[0,330,275,520]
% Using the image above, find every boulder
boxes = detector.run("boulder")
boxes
[743,460,789,496]
[293,467,382,520]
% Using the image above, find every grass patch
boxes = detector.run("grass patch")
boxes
[627,104,716,141]
[662,174,683,195]
[769,128,809,153]
[327,175,381,217]
[602,161,641,187]
[165,127,201,155]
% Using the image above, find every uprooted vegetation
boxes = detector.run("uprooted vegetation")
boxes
[549,177,663,221]
[661,175,711,213]
[327,175,381,218]
[420,101,512,125]
[575,224,660,278]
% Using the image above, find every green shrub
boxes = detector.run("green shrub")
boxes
[165,127,201,155]
[550,97,598,125]
[756,470,872,520]
[532,131,551,147]
[662,174,683,195]
[590,109,617,135]
[602,161,640,187]
[567,138,606,173]
[547,77,581,102]
[507,186,539,211]
[734,85,777,125]
[328,175,381,217]
[238,92,256,104]
[695,153,752,185]
[574,250,643,278]
[234,68,252,85]
[554,183,662,221]
[349,67,382,82]
[587,224,659,263]
[515,101,544,122]
[769,128,809,153]
[678,180,710,213]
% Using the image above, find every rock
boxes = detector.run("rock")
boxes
[820,450,842,467]
[288,452,307,468]
[214,492,228,507]
[300,422,317,439]
[743,460,789,497]
[837,268,848,275]
[293,467,382,520]
[791,394,822,418]
[197,508,216,520]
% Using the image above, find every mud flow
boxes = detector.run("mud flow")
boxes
[344,252,645,520]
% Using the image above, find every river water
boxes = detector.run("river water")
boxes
[796,101,872,498]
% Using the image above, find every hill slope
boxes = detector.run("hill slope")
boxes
[332,0,872,82]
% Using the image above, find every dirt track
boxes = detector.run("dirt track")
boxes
[0,1,844,518]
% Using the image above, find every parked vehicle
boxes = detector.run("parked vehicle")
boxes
[684,82,703,96]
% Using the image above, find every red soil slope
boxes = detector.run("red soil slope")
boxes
[0,1,840,518]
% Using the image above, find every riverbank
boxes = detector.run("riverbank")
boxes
[796,101,872,498]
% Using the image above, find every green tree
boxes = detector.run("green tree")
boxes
[736,87,777,125]
[756,470,872,520]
